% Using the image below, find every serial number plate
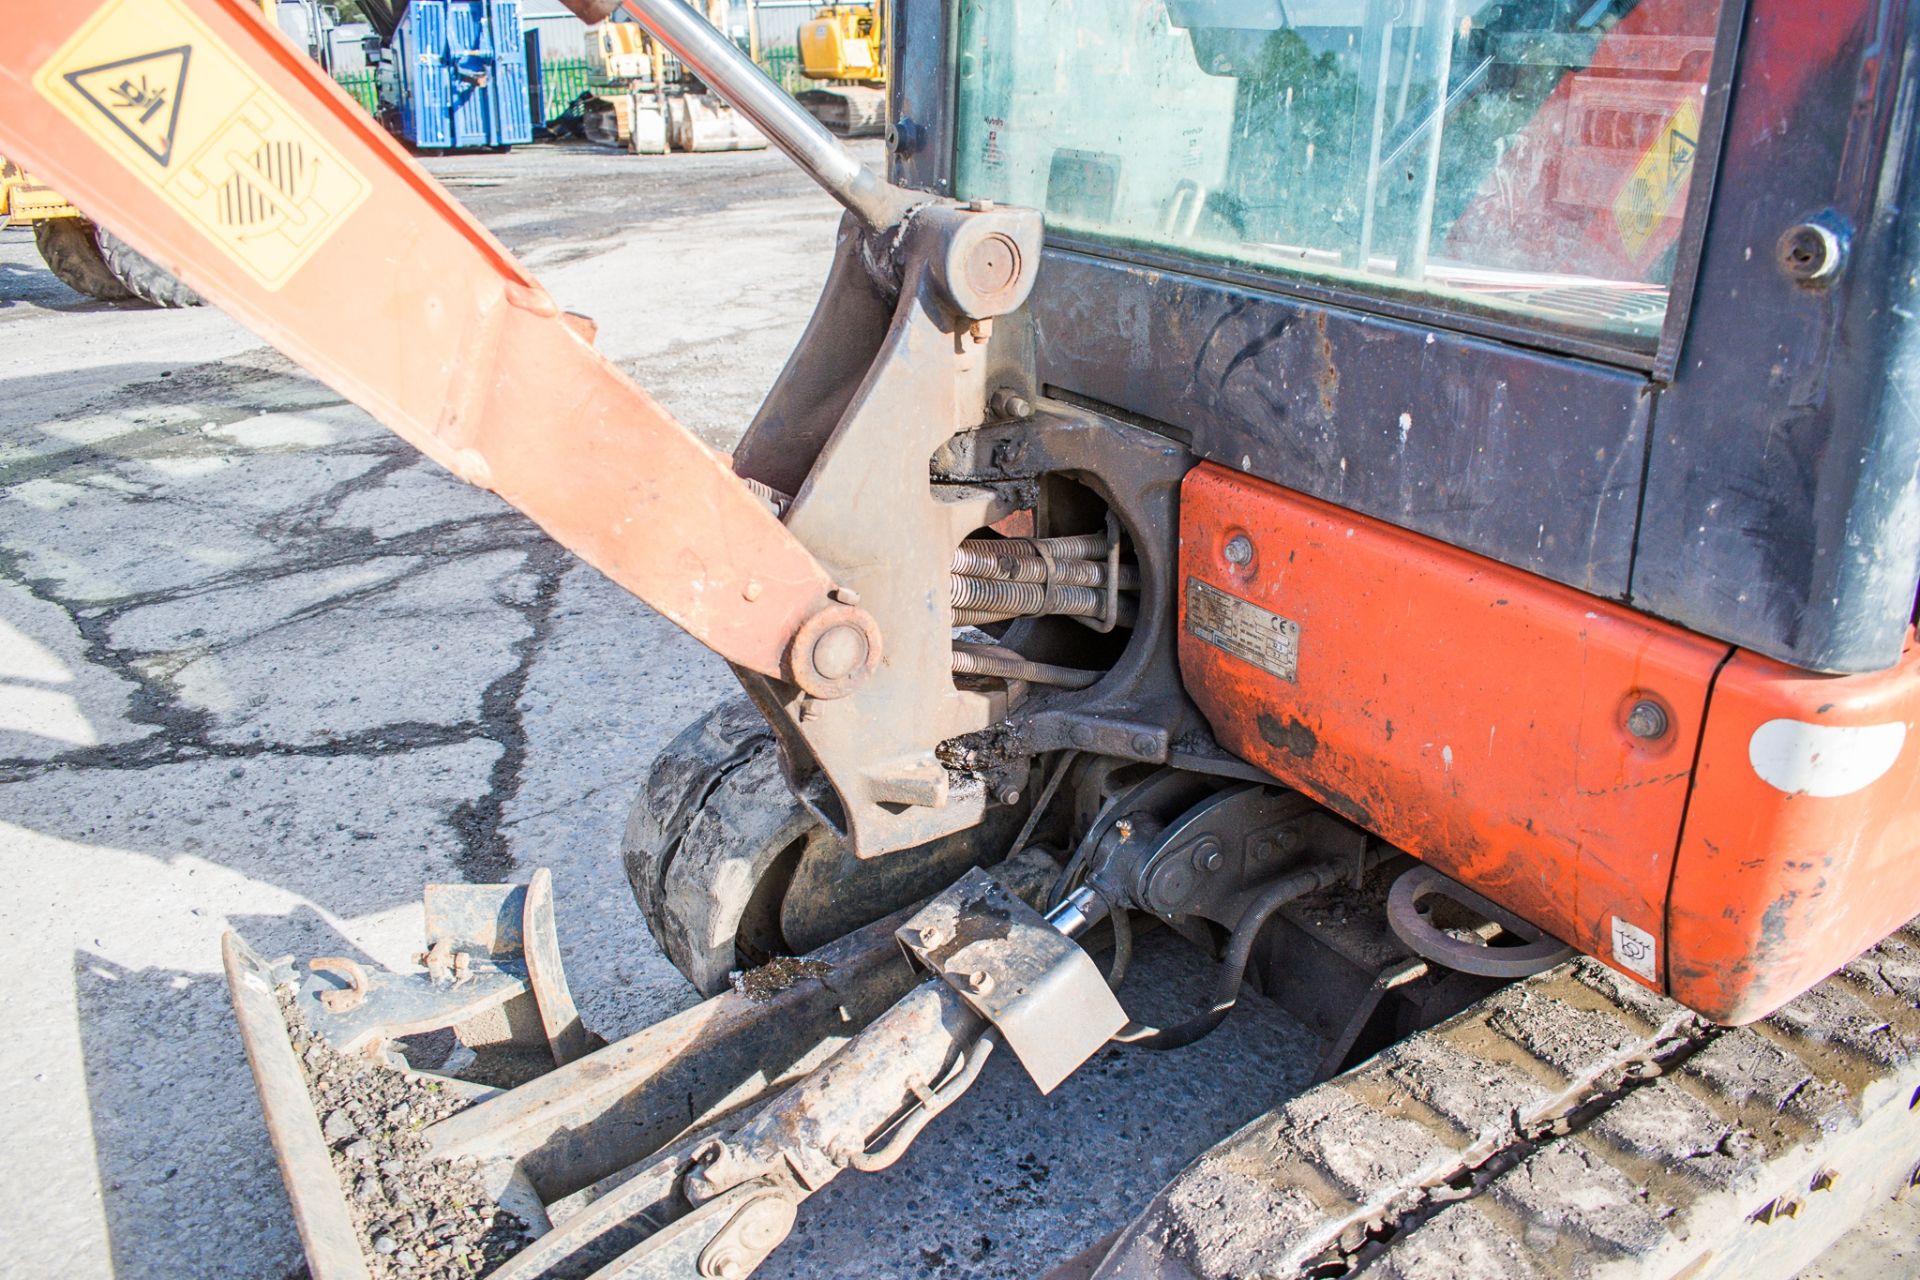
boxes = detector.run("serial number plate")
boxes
[1185,579,1301,682]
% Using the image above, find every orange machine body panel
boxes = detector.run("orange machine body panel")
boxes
[1667,639,1920,1021]
[1179,464,1920,1022]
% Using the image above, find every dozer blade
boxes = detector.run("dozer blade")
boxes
[668,93,771,153]
[794,87,887,139]
[225,854,1053,1279]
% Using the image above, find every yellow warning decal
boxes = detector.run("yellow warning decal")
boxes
[1611,95,1702,262]
[36,0,370,290]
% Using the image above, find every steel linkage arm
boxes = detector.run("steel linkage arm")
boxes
[0,0,876,692]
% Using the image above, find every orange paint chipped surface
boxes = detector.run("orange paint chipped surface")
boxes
[1178,465,1729,990]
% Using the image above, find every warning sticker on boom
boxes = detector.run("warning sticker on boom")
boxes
[1185,579,1301,682]
[37,0,370,290]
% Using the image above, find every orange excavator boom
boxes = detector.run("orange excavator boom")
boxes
[0,0,861,690]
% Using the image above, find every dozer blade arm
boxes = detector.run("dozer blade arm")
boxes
[0,0,868,689]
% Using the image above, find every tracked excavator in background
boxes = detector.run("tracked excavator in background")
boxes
[6,0,1920,1275]
[794,2,887,137]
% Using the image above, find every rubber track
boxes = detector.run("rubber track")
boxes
[1094,926,1920,1280]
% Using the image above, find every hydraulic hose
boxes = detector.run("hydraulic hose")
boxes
[951,643,1101,689]
[1116,848,1387,1050]
[951,546,1138,591]
[950,575,1109,620]
[981,533,1113,560]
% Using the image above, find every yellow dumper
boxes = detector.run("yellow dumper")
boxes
[2,155,200,306]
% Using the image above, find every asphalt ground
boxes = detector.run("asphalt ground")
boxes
[0,138,1912,1279]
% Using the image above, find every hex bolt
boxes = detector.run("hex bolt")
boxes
[1131,733,1159,756]
[889,117,924,157]
[1224,534,1254,567]
[919,925,946,949]
[967,197,995,212]
[1193,839,1224,872]
[1626,699,1669,741]
[995,785,1022,806]
[989,388,1034,420]
[830,586,861,606]
[966,970,995,995]
[742,579,763,602]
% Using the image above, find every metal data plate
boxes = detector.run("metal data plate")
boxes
[1186,578,1301,681]
[898,868,1126,1094]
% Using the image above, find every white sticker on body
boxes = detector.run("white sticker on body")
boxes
[1610,916,1658,982]
[1747,719,1907,798]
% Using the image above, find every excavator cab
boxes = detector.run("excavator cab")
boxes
[5,0,1920,1276]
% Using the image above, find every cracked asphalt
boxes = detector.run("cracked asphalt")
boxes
[4,139,1909,1280]
[0,142,1325,1280]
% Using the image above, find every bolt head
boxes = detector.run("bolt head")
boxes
[1224,534,1254,566]
[966,970,995,994]
[1071,724,1096,747]
[999,394,1033,419]
[830,586,861,606]
[1194,839,1224,872]
[1131,733,1159,757]
[995,786,1021,806]
[1625,699,1670,741]
[742,580,763,602]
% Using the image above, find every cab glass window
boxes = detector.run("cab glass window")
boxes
[953,0,1724,352]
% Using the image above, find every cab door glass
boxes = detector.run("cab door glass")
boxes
[953,0,1723,352]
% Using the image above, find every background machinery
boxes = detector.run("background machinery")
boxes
[580,9,767,154]
[794,2,886,137]
[0,0,337,305]
[1,157,202,306]
[6,0,1920,1277]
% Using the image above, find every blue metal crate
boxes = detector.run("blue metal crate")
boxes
[391,1,533,150]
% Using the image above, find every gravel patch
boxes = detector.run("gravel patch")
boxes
[284,992,534,1278]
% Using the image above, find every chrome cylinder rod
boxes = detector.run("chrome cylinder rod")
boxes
[563,0,917,233]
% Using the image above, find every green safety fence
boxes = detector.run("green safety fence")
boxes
[334,68,378,114]
[327,59,594,125]
[328,52,807,128]
[758,46,808,95]
[540,58,592,122]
